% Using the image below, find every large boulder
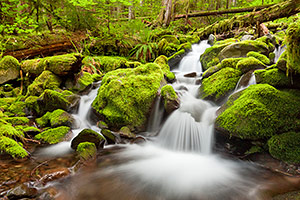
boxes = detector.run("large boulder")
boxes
[34,126,71,144]
[268,132,300,164]
[218,40,271,61]
[286,21,300,74]
[21,53,83,76]
[0,56,20,84]
[92,62,165,129]
[200,67,241,102]
[216,84,300,140]
[236,57,265,74]
[26,70,61,96]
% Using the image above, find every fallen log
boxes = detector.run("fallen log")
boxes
[195,0,300,39]
[174,4,274,19]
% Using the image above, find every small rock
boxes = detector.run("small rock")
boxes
[119,127,135,139]
[240,35,255,41]
[101,129,116,144]
[7,183,37,199]
[71,129,105,150]
[183,72,197,78]
[208,34,217,46]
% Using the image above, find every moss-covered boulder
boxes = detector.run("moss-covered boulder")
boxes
[268,132,300,164]
[21,54,82,76]
[216,84,300,140]
[218,40,271,61]
[161,85,179,113]
[3,117,29,125]
[286,21,300,74]
[119,126,136,139]
[7,101,26,116]
[202,57,244,78]
[34,126,71,144]
[0,136,28,159]
[92,62,164,129]
[71,129,105,150]
[254,68,295,88]
[276,51,288,72]
[101,129,116,144]
[236,57,265,74]
[0,122,24,138]
[0,56,20,84]
[26,89,80,116]
[76,142,97,160]
[200,67,241,102]
[36,109,75,128]
[247,51,270,65]
[26,70,61,96]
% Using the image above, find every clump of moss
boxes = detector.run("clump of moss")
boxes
[3,117,29,125]
[200,67,241,102]
[268,132,300,164]
[26,70,61,97]
[119,126,135,138]
[83,56,129,73]
[161,85,177,102]
[216,84,300,140]
[0,97,16,111]
[66,72,94,92]
[254,68,291,88]
[0,123,24,138]
[7,101,26,116]
[92,63,164,128]
[21,59,44,76]
[71,128,105,149]
[286,21,300,74]
[34,126,70,144]
[0,56,20,84]
[36,109,74,128]
[247,51,270,65]
[236,57,265,74]
[0,136,28,159]
[76,142,97,160]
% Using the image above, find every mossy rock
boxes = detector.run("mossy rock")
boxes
[76,142,97,160]
[200,67,242,102]
[3,117,29,125]
[84,56,130,73]
[216,84,300,140]
[7,101,26,117]
[276,51,288,72]
[161,85,179,113]
[66,72,94,92]
[236,57,265,74]
[202,58,244,78]
[26,70,61,97]
[160,35,180,45]
[247,51,270,65]
[268,132,300,164]
[26,90,80,116]
[200,44,229,71]
[286,21,300,74]
[0,56,20,84]
[119,126,135,139]
[71,129,105,150]
[0,136,28,159]
[92,63,164,129]
[21,59,45,77]
[218,40,271,61]
[36,109,75,128]
[34,126,71,144]
[254,68,294,88]
[101,129,116,144]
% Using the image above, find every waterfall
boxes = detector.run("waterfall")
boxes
[274,45,286,63]
[146,96,164,133]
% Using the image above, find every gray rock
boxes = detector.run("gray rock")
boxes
[208,34,217,46]
[240,35,255,41]
[0,56,20,84]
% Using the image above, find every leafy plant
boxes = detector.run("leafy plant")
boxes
[129,43,158,63]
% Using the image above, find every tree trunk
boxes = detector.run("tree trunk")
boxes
[157,0,173,26]
[196,0,300,39]
[128,0,135,20]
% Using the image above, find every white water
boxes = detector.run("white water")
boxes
[274,45,286,63]
[36,84,101,157]
[87,40,261,199]
[234,72,257,92]
[147,96,164,133]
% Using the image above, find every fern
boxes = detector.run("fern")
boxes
[129,43,158,63]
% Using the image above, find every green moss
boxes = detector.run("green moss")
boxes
[161,35,180,45]
[177,42,192,51]
[76,142,97,160]
[21,59,45,76]
[0,97,16,111]
[22,126,41,134]
[286,21,300,74]
[200,67,241,102]
[165,71,175,81]
[167,49,185,61]
[0,56,20,84]
[83,56,130,73]
[119,126,135,138]
[236,57,265,74]
[221,57,244,69]
[216,84,300,140]
[25,96,40,114]
[7,101,26,116]
[26,71,61,97]
[0,136,28,158]
[254,68,291,88]
[36,109,74,128]
[268,132,300,164]
[247,51,270,65]
[71,128,105,149]
[161,85,177,101]
[68,72,94,92]
[0,123,24,138]
[255,36,275,51]
[3,117,29,125]
[34,126,70,144]
[92,63,164,128]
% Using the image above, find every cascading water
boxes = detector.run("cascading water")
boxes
[36,84,101,157]
[274,44,286,63]
[56,41,263,200]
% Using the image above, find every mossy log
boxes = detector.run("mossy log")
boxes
[174,4,274,19]
[196,0,300,39]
